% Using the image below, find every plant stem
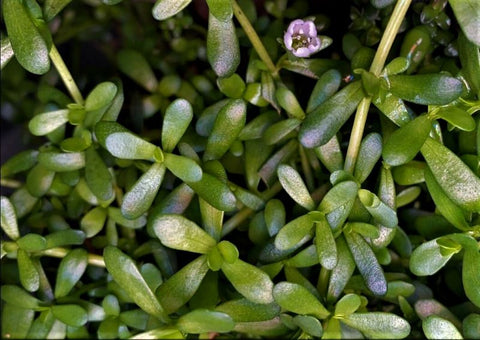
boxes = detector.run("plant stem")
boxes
[39,247,106,267]
[344,0,412,173]
[0,178,22,189]
[231,0,278,77]
[49,44,84,105]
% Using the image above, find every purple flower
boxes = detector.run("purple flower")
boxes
[284,19,321,58]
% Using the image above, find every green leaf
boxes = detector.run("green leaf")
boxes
[26,163,55,197]
[314,135,344,172]
[421,137,480,212]
[54,248,88,298]
[10,188,38,219]
[51,305,88,327]
[122,163,165,219]
[130,326,183,339]
[38,152,85,172]
[294,315,323,337]
[414,299,462,328]
[386,74,463,105]
[463,246,480,308]
[273,281,330,319]
[383,115,432,166]
[177,309,234,334]
[318,181,359,233]
[2,0,50,74]
[187,173,237,212]
[1,37,14,70]
[358,189,398,228]
[263,118,302,145]
[285,245,319,268]
[152,214,216,254]
[218,74,246,99]
[277,164,315,210]
[119,309,149,330]
[117,49,158,92]
[45,229,85,248]
[141,263,163,293]
[17,249,40,292]
[164,153,202,182]
[275,86,305,120]
[424,167,470,231]
[334,294,361,317]
[341,312,411,339]
[108,208,146,230]
[85,82,117,112]
[1,303,35,339]
[206,0,233,21]
[215,298,280,322]
[152,0,192,20]
[449,0,480,46]
[217,240,239,264]
[1,149,39,178]
[344,231,387,296]
[1,196,19,240]
[103,246,169,322]
[95,121,159,161]
[1,285,46,310]
[307,69,342,113]
[299,81,364,148]
[458,31,480,94]
[28,109,69,136]
[391,160,426,185]
[85,147,114,202]
[239,111,280,141]
[264,199,285,237]
[354,132,382,183]
[315,213,337,270]
[274,213,315,251]
[422,315,463,339]
[17,233,47,252]
[161,99,193,153]
[207,13,240,78]
[102,295,120,317]
[463,314,480,339]
[156,255,209,314]
[221,259,274,304]
[43,0,72,21]
[204,99,246,161]
[230,183,264,210]
[409,238,456,276]
[435,107,476,132]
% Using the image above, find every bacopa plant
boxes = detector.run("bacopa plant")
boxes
[1,0,479,338]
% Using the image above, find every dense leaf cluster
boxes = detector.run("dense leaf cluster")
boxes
[1,0,479,338]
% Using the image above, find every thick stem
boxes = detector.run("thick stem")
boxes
[344,0,412,173]
[231,0,278,77]
[39,247,106,267]
[49,44,84,105]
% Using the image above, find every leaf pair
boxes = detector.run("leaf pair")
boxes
[151,213,274,306]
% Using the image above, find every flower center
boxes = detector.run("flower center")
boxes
[291,33,312,50]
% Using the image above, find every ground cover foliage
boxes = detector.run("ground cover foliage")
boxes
[1,0,479,338]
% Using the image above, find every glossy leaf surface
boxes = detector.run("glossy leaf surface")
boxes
[103,246,169,322]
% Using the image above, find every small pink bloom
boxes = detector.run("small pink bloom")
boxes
[284,19,321,57]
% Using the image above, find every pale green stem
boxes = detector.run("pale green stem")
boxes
[39,247,106,267]
[344,0,412,173]
[49,44,84,105]
[231,0,278,77]
[0,178,22,189]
